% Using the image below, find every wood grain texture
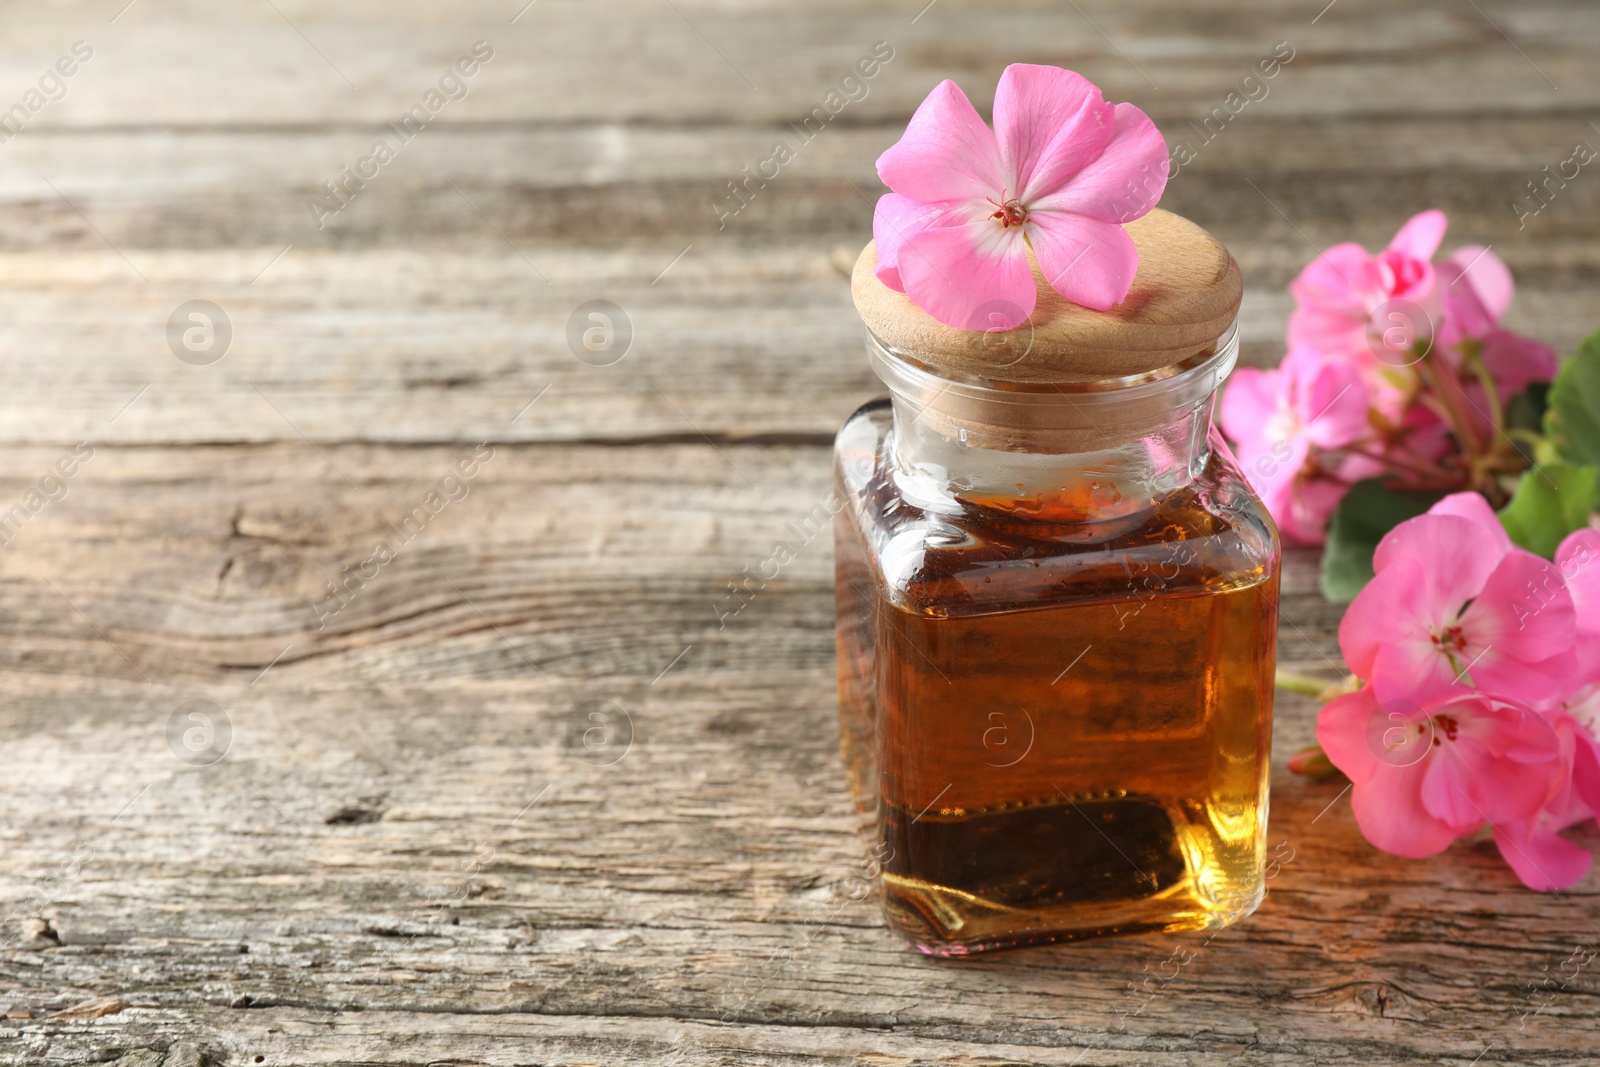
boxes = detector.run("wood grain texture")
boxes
[2,1,1599,1064]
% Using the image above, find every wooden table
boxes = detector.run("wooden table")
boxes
[2,2,1597,1063]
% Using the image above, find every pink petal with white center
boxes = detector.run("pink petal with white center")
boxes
[1387,209,1448,261]
[1027,209,1141,311]
[893,212,1035,331]
[1495,819,1592,891]
[992,64,1114,206]
[1028,102,1169,223]
[876,79,1005,205]
[1423,491,1515,562]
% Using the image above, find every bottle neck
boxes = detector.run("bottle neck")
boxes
[870,324,1237,526]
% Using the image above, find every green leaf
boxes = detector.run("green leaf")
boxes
[1506,381,1551,434]
[1497,463,1600,558]
[1545,327,1600,466]
[1320,479,1444,603]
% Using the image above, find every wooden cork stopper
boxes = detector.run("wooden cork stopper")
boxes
[851,208,1243,385]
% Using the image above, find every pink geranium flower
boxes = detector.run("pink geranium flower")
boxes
[1220,345,1370,545]
[1288,209,1447,365]
[872,64,1169,330]
[1318,685,1563,861]
[1339,494,1577,706]
[1287,214,1552,426]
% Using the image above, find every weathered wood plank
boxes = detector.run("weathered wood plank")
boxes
[2,669,1596,1062]
[0,443,1339,685]
[0,2,1597,128]
[5,117,1600,255]
[0,245,1590,448]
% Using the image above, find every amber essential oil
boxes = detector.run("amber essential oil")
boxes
[834,374,1279,955]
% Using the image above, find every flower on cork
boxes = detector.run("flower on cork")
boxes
[872,64,1169,331]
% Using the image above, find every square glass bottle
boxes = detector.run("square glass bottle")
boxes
[834,209,1281,955]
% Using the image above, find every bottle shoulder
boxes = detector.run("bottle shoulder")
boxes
[833,401,1280,616]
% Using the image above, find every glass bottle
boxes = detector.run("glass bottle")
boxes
[833,213,1280,956]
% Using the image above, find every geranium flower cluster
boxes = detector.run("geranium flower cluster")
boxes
[1315,492,1600,890]
[1220,210,1558,544]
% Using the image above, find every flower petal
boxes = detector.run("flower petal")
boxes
[1279,474,1347,546]
[1419,742,1489,830]
[1287,348,1370,449]
[1351,760,1462,858]
[1425,491,1515,561]
[876,79,1005,204]
[1458,551,1577,703]
[1290,243,1375,310]
[1495,820,1592,891]
[1241,437,1312,532]
[1434,726,1557,826]
[1316,686,1382,783]
[1441,244,1513,327]
[1478,329,1560,403]
[992,64,1114,205]
[1026,102,1169,223]
[1371,630,1467,707]
[1287,244,1381,356]
[873,193,966,292]
[1387,209,1448,261]
[1339,561,1416,678]
[1219,367,1283,453]
[1026,210,1139,310]
[894,213,1036,330]
[1573,724,1600,815]
[1557,528,1600,639]
[1371,513,1498,595]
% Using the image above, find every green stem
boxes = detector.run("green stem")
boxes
[1420,355,1486,460]
[1275,669,1335,697]
[1462,342,1505,439]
